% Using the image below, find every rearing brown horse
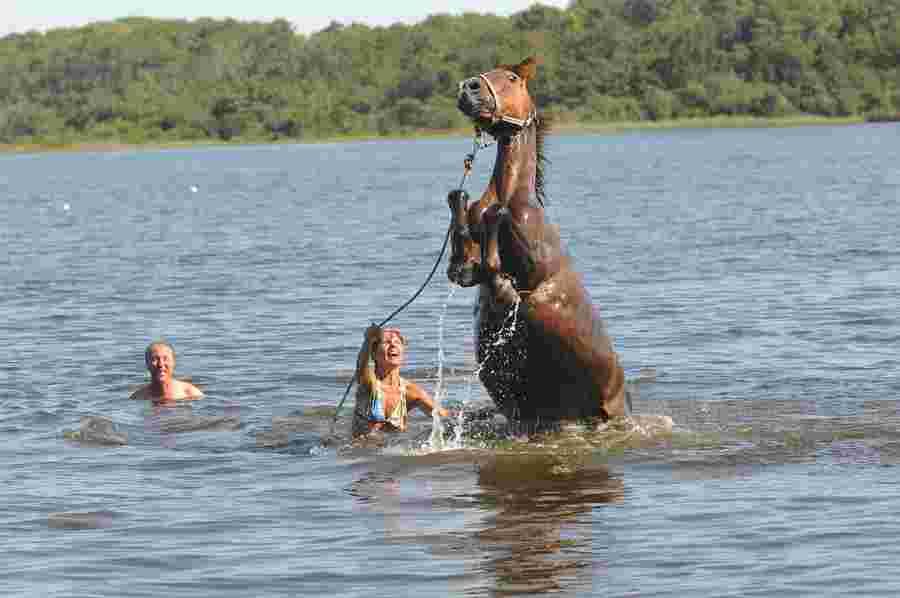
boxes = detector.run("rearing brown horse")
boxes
[447,56,629,427]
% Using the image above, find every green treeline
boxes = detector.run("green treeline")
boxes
[1,0,899,146]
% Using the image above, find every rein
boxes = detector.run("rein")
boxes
[328,134,487,432]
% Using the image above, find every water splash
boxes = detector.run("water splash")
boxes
[492,295,521,347]
[473,295,522,383]
[425,284,456,451]
[417,291,526,453]
[453,296,523,446]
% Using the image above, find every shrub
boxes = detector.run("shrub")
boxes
[641,87,679,120]
[579,94,642,122]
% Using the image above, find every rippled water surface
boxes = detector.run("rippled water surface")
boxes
[3,124,900,596]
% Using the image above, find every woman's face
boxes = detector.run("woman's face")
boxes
[373,330,406,370]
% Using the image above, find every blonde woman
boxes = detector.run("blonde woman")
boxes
[351,325,448,438]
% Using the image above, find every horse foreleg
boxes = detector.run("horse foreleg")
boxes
[447,189,469,258]
[480,205,520,306]
[481,204,506,274]
[446,189,486,287]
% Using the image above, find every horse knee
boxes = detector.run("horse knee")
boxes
[491,274,518,306]
[523,280,551,312]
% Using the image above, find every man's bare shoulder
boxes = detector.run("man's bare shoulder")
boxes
[128,381,202,401]
[180,380,204,399]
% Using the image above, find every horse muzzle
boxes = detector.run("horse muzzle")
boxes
[457,77,495,123]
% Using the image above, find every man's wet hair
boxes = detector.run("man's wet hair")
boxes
[145,341,176,366]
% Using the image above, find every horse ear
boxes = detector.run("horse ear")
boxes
[513,56,539,81]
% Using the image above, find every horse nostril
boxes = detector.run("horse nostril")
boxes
[466,79,480,92]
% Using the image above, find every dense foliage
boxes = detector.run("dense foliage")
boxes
[1,0,899,145]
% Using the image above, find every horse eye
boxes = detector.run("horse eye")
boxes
[508,73,518,81]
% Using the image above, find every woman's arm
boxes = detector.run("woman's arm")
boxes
[407,382,449,418]
[356,325,380,388]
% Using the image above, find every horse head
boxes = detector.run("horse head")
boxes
[448,57,542,290]
[457,56,538,139]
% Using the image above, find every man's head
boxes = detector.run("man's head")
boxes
[145,341,176,383]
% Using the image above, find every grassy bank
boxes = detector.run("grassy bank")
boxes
[553,114,865,133]
[0,115,871,155]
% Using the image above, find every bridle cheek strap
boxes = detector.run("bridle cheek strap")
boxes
[479,73,537,131]
[479,73,502,114]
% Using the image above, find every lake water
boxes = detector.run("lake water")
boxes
[2,123,900,596]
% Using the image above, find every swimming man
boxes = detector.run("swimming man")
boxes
[129,341,203,401]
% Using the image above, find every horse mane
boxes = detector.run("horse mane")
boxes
[535,112,551,206]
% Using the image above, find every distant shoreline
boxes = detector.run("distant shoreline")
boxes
[0,115,871,155]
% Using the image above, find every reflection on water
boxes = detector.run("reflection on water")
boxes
[337,393,900,594]
[474,452,624,595]
[345,443,627,596]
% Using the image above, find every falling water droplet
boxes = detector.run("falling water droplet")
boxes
[427,284,457,452]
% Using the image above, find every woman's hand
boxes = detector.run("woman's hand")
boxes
[357,324,382,386]
[364,324,381,345]
[361,324,380,353]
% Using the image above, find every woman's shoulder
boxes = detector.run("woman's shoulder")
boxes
[401,378,429,402]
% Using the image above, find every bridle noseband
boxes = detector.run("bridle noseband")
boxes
[474,72,537,139]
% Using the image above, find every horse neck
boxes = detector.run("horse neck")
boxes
[490,125,537,209]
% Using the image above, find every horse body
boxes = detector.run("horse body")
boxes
[448,57,628,426]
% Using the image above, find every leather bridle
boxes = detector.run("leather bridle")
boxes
[474,72,537,135]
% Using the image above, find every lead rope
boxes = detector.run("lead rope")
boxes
[328,134,487,434]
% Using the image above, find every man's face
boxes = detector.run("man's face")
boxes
[147,346,175,383]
